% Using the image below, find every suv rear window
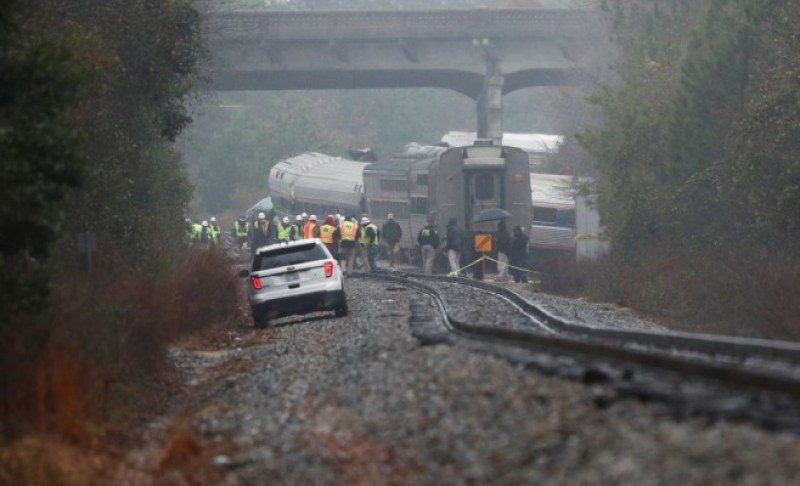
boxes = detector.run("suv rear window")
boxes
[254,243,327,271]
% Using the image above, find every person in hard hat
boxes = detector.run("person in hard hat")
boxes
[277,216,293,243]
[382,213,402,269]
[339,215,360,274]
[190,218,202,243]
[209,217,222,246]
[197,220,212,247]
[319,215,338,254]
[304,214,320,239]
[290,215,303,241]
[360,216,380,273]
[251,212,270,256]
[232,215,249,248]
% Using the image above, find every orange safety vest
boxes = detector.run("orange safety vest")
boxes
[340,221,358,241]
[303,221,317,239]
[319,224,335,244]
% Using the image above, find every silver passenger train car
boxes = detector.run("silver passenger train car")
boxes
[363,143,445,249]
[269,152,368,219]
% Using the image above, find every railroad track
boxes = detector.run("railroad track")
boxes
[354,271,800,407]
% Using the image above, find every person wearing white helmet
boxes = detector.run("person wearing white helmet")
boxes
[290,215,303,241]
[360,216,380,272]
[209,216,221,245]
[251,211,270,256]
[304,214,319,239]
[277,215,293,243]
[197,220,212,246]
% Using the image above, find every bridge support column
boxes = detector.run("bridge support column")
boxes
[476,63,504,143]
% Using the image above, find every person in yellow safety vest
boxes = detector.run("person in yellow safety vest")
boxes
[319,215,338,255]
[191,220,202,243]
[197,220,213,246]
[290,215,303,241]
[360,216,380,273]
[277,216,293,243]
[232,216,249,247]
[209,217,222,245]
[304,214,320,239]
[339,215,359,274]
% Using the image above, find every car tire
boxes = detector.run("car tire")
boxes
[334,294,348,317]
[252,307,269,329]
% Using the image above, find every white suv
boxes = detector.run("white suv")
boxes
[241,239,347,328]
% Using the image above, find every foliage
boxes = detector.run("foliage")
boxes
[576,0,800,333]
[47,0,205,265]
[0,1,93,321]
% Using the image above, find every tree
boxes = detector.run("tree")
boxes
[0,1,93,321]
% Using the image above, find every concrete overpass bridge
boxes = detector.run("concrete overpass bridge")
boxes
[208,8,608,140]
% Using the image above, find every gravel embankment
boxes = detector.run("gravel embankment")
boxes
[152,278,800,484]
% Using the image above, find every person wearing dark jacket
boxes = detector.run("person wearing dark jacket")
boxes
[381,213,402,268]
[509,225,529,283]
[417,221,440,274]
[251,212,271,257]
[445,218,462,275]
[495,221,511,282]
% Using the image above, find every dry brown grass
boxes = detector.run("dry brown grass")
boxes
[0,436,105,486]
[0,247,240,457]
[543,247,800,341]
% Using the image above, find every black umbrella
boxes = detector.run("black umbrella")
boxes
[472,207,513,223]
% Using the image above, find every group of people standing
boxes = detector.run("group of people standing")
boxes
[201,208,531,281]
[416,217,531,283]
[186,217,223,246]
[232,209,388,274]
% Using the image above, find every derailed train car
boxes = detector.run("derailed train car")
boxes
[269,152,368,219]
[362,144,445,250]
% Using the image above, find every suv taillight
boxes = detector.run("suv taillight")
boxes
[324,261,334,278]
[251,275,262,290]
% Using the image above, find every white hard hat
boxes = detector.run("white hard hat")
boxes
[301,212,308,219]
[295,214,303,221]
[258,212,266,219]
[210,217,217,223]
[335,213,342,220]
[309,214,317,221]
[202,220,209,227]
[282,216,290,224]
[387,213,394,219]
[361,217,370,224]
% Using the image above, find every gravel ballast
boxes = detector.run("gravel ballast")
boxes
[163,278,800,484]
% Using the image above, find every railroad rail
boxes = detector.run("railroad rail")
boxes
[354,271,800,402]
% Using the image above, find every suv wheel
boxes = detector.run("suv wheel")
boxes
[335,294,348,317]
[252,307,269,329]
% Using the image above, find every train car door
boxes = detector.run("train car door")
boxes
[464,169,505,232]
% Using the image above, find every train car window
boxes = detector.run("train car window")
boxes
[380,179,408,192]
[533,207,558,224]
[410,197,428,215]
[474,173,495,200]
[367,200,410,219]
[416,174,428,186]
